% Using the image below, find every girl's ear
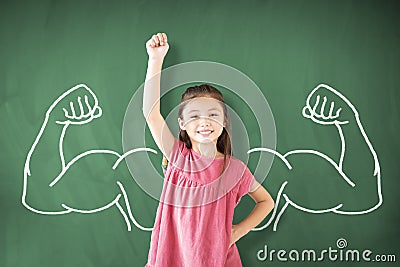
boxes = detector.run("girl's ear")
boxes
[178,118,186,130]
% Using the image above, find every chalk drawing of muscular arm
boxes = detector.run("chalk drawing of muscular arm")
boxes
[249,84,382,231]
[22,84,154,231]
[23,83,382,233]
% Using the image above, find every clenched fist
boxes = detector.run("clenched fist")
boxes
[302,84,358,125]
[47,84,102,126]
[146,32,169,60]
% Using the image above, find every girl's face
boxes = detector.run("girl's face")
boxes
[178,97,225,145]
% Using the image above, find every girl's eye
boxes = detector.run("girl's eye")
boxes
[209,113,218,117]
[190,115,199,119]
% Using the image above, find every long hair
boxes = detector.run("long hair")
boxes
[177,84,232,174]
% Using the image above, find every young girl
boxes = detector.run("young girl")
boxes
[143,32,274,267]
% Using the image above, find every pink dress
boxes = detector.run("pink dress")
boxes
[145,139,256,267]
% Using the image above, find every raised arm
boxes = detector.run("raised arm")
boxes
[143,33,175,160]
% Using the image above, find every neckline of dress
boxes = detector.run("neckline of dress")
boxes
[190,147,226,160]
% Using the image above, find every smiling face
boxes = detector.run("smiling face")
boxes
[178,97,225,146]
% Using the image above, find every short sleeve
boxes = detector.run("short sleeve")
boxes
[235,165,257,204]
[249,180,261,193]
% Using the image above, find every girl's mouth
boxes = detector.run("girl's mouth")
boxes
[197,130,214,137]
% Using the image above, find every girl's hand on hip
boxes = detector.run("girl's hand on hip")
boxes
[146,32,169,60]
[229,224,248,248]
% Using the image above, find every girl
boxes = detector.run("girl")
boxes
[143,32,274,267]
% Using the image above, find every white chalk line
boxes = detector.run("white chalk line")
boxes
[283,149,355,187]
[22,84,156,231]
[23,83,383,233]
[251,181,288,232]
[48,149,121,187]
[247,83,382,231]
[117,181,153,231]
[112,148,158,170]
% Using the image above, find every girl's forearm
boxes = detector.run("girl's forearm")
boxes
[236,199,274,235]
[143,58,164,120]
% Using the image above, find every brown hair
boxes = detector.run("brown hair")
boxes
[178,84,232,173]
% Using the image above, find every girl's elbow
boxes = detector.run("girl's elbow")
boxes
[269,199,275,213]
[143,110,154,123]
[143,109,160,123]
[266,195,275,213]
[257,195,274,215]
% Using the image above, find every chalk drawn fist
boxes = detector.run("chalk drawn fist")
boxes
[47,84,102,125]
[302,84,358,125]
[146,32,169,60]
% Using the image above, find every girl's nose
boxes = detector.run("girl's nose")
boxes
[199,116,210,126]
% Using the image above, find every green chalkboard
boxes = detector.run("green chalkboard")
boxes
[1,0,399,266]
